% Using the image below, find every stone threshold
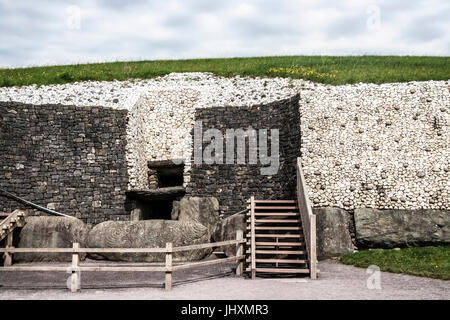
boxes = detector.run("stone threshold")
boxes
[126,187,186,201]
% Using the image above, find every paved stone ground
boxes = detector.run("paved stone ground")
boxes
[0,259,448,300]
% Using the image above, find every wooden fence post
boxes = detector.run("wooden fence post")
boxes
[71,242,80,292]
[235,230,243,276]
[165,242,173,291]
[4,232,13,267]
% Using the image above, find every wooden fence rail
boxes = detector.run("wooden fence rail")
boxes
[0,231,245,292]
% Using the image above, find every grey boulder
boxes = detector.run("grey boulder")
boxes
[16,216,90,262]
[212,213,246,257]
[313,207,354,259]
[171,200,180,220]
[177,196,220,236]
[87,220,212,262]
[354,208,450,248]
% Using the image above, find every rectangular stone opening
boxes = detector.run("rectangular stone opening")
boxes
[140,199,173,220]
[148,160,184,189]
[157,166,184,188]
[126,185,186,221]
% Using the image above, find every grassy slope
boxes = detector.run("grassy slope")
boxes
[340,246,450,280]
[1,55,449,87]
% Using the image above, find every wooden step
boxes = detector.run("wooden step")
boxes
[247,250,305,255]
[250,219,301,223]
[247,258,307,264]
[251,242,305,247]
[253,200,296,204]
[250,212,300,217]
[254,206,298,210]
[247,234,303,238]
[251,245,304,249]
[246,267,309,274]
[247,226,301,231]
[247,212,299,217]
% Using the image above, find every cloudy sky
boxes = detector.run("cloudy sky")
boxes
[0,0,449,68]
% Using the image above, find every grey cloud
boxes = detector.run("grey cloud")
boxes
[182,0,233,14]
[401,13,448,42]
[323,14,367,40]
[0,48,30,67]
[95,0,146,9]
[163,14,195,29]
[0,0,449,68]
[229,17,302,39]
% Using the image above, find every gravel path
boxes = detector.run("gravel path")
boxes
[0,260,448,300]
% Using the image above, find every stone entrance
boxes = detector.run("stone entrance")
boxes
[127,160,186,221]
[147,160,184,189]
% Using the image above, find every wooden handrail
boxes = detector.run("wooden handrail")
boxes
[296,157,317,279]
[0,188,75,219]
[0,209,27,231]
[0,209,28,266]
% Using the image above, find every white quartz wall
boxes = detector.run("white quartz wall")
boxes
[299,80,449,210]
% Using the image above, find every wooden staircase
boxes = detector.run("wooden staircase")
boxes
[245,198,311,277]
[1,209,27,266]
[245,158,318,279]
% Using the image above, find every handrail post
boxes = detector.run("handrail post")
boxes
[4,232,13,267]
[71,242,80,292]
[250,196,256,280]
[235,230,243,276]
[165,242,173,291]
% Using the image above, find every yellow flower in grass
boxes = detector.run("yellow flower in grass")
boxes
[268,65,338,81]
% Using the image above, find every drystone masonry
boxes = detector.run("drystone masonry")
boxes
[0,102,129,225]
[186,95,301,215]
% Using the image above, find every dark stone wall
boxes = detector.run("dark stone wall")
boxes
[187,95,301,216]
[0,102,130,225]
